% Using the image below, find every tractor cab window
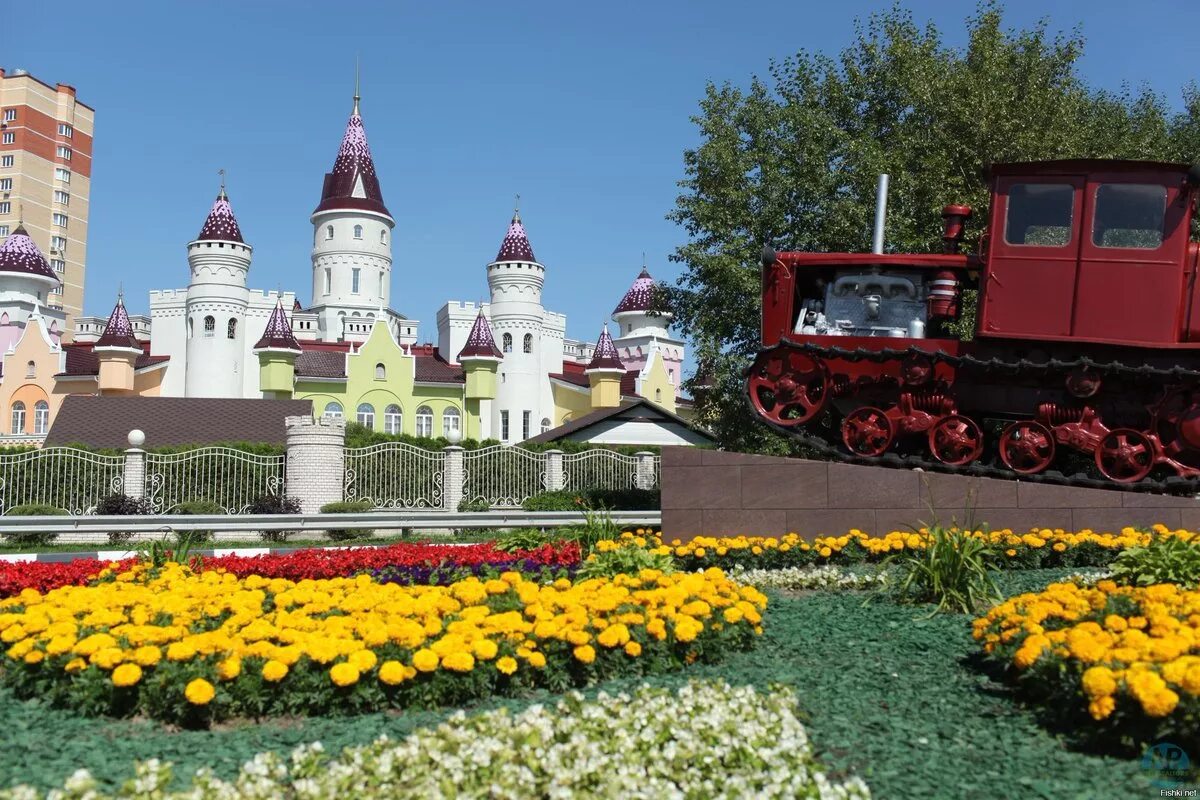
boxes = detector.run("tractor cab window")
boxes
[1092,183,1166,249]
[1004,184,1074,247]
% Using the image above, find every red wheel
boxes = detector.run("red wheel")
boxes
[842,407,895,457]
[747,349,828,427]
[928,414,984,466]
[1095,428,1154,483]
[998,420,1055,474]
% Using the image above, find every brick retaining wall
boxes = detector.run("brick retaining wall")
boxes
[660,447,1200,540]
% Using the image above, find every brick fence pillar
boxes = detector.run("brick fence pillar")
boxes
[544,449,564,491]
[284,415,346,514]
[635,451,657,490]
[123,429,146,499]
[443,446,464,511]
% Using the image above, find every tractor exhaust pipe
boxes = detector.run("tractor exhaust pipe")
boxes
[871,173,889,255]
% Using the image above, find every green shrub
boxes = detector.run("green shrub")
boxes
[495,528,548,553]
[1110,536,1200,588]
[248,494,301,543]
[320,500,375,541]
[1,503,67,547]
[578,544,675,579]
[522,491,584,511]
[95,493,151,546]
[457,497,491,512]
[169,500,223,545]
[522,489,660,511]
[883,525,999,614]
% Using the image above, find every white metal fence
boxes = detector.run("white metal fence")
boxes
[0,448,124,515]
[463,445,548,508]
[562,450,639,490]
[145,448,286,514]
[344,443,445,509]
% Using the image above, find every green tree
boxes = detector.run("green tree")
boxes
[664,2,1199,453]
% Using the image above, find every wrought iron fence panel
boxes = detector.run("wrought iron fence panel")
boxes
[651,454,661,488]
[344,443,445,509]
[562,450,639,491]
[0,448,124,515]
[463,445,546,508]
[146,449,285,514]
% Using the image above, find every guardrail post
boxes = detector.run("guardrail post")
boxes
[285,415,346,514]
[443,446,464,511]
[635,451,656,490]
[123,429,147,500]
[544,449,564,491]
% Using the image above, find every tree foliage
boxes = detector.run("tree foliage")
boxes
[663,2,1200,453]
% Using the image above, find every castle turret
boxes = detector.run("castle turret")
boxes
[457,309,502,440]
[585,324,625,410]
[184,185,252,397]
[254,298,302,398]
[611,262,686,396]
[94,292,142,394]
[0,224,66,338]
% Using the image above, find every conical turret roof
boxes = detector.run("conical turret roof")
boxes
[613,266,657,315]
[0,225,58,280]
[458,309,503,360]
[254,298,302,352]
[95,293,141,350]
[197,189,244,243]
[586,324,625,372]
[493,211,536,263]
[313,104,390,218]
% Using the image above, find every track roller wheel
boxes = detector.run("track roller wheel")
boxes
[1095,428,1154,483]
[998,420,1055,474]
[928,414,984,466]
[747,349,829,427]
[842,407,895,457]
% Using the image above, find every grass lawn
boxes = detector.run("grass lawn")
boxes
[0,569,1152,798]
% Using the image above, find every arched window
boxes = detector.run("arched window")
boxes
[523,333,532,353]
[502,333,512,353]
[10,402,25,435]
[353,224,363,239]
[323,401,343,419]
[325,225,334,240]
[415,405,433,438]
[188,318,194,338]
[541,417,551,434]
[442,407,460,437]
[655,388,662,403]
[25,360,35,379]
[384,404,402,434]
[356,403,375,428]
[203,316,215,337]
[375,363,386,380]
[227,318,237,339]
[380,229,387,244]
[33,401,49,435]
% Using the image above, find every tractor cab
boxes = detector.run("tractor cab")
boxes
[979,160,1200,347]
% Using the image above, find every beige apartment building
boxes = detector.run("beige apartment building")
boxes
[0,68,93,336]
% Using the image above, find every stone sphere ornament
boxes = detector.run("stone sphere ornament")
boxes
[127,429,146,448]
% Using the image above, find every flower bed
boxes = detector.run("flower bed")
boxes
[728,564,889,592]
[973,579,1200,750]
[2,681,869,799]
[0,563,765,725]
[0,559,132,599]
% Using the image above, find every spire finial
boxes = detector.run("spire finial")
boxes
[642,251,646,268]
[16,202,23,226]
[353,56,361,116]
[117,282,124,304]
[217,168,227,200]
[513,193,521,223]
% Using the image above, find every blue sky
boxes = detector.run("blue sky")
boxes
[3,0,1197,356]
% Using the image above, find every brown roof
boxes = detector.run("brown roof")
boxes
[58,343,168,377]
[414,352,465,383]
[522,398,715,445]
[45,396,313,448]
[295,350,347,379]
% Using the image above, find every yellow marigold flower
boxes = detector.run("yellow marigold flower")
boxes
[723,607,744,624]
[166,642,196,662]
[566,629,590,646]
[694,548,707,558]
[216,656,241,681]
[111,663,142,688]
[1081,666,1117,698]
[1129,617,1148,630]
[184,678,215,706]
[132,646,161,667]
[1088,695,1116,720]
[1005,549,1017,557]
[442,651,475,673]
[65,657,87,674]
[526,651,547,668]
[330,662,360,687]
[573,644,596,664]
[349,649,378,672]
[496,656,518,675]
[1103,615,1128,633]
[262,660,289,682]
[412,648,439,673]
[472,639,498,661]
[624,641,642,657]
[378,660,407,686]
[45,636,74,657]
[23,650,44,665]
[818,547,832,558]
[1141,688,1180,718]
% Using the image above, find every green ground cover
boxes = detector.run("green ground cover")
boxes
[0,569,1151,798]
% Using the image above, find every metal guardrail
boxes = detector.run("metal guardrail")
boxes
[0,510,662,536]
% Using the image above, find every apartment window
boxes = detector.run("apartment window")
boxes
[55,168,70,183]
[351,268,360,294]
[2,110,14,122]
[502,333,512,353]
[0,156,12,167]
[53,213,68,228]
[522,410,530,441]
[57,123,73,138]
[50,259,64,273]
[415,405,433,438]
[523,333,532,353]
[353,224,363,239]
[324,401,343,419]
[1,133,13,145]
[203,315,215,337]
[50,285,62,296]
[10,402,25,435]
[0,203,9,215]
[384,404,402,434]
[356,403,375,428]
[0,226,8,237]
[323,268,331,295]
[0,179,10,191]
[375,363,386,380]
[500,410,509,441]
[54,190,69,206]
[56,146,72,160]
[227,318,237,339]
[25,361,36,379]
[442,407,460,437]
[51,236,67,252]
[33,401,49,435]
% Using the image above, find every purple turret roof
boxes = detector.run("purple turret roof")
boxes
[613,267,656,314]
[586,324,625,372]
[254,298,302,352]
[458,309,503,360]
[0,225,58,281]
[494,211,537,263]
[313,109,391,218]
[197,189,244,243]
[95,294,141,350]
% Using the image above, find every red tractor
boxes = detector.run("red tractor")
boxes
[749,159,1200,491]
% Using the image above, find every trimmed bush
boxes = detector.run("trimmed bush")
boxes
[170,500,224,545]
[521,488,660,511]
[95,493,151,546]
[457,497,491,512]
[1,503,67,547]
[319,500,376,541]
[522,491,585,511]
[248,494,301,543]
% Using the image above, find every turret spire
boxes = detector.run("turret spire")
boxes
[494,205,536,263]
[313,92,390,218]
[613,264,656,315]
[197,181,244,243]
[254,297,302,353]
[586,323,625,372]
[95,291,141,351]
[458,308,503,360]
[353,56,361,116]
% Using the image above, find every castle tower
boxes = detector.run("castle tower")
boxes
[457,308,502,441]
[254,297,303,399]
[585,324,625,410]
[184,185,252,397]
[309,79,394,341]
[611,262,686,395]
[0,224,66,338]
[94,292,142,394]
[486,205,546,442]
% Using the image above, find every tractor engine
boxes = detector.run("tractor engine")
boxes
[795,269,930,339]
